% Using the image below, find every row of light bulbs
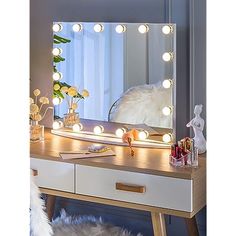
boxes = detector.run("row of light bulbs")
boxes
[52,47,174,62]
[52,121,172,143]
[53,23,173,35]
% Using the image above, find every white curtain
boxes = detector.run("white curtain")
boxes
[55,23,124,121]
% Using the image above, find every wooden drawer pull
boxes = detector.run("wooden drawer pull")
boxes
[116,182,146,193]
[32,169,38,176]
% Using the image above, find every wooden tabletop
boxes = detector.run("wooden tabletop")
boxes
[30,129,206,180]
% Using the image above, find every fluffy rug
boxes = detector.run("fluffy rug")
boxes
[52,209,142,236]
[109,82,172,128]
[30,172,142,236]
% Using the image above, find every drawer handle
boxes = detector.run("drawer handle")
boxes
[32,169,38,176]
[116,182,146,193]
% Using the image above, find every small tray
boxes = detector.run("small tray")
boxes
[169,153,189,167]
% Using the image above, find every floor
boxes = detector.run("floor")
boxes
[52,197,206,236]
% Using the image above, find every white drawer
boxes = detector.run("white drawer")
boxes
[31,158,75,193]
[76,165,192,212]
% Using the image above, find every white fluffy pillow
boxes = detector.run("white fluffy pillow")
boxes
[110,82,172,128]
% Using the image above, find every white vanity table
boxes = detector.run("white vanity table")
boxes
[30,128,206,236]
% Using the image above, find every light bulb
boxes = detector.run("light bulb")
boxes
[162,25,173,35]
[162,133,172,143]
[52,48,62,56]
[162,106,172,116]
[94,24,104,33]
[162,79,172,89]
[52,23,63,32]
[52,121,63,130]
[52,72,62,81]
[52,97,61,105]
[115,128,126,138]
[115,25,126,33]
[138,24,149,34]
[162,52,173,62]
[138,130,149,140]
[93,125,104,134]
[72,23,83,32]
[73,123,83,132]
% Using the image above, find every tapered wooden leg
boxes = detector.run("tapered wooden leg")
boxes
[185,216,199,236]
[151,212,167,236]
[46,195,56,221]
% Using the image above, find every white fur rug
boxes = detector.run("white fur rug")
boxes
[30,172,142,236]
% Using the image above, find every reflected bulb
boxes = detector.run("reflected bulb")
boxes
[52,48,62,56]
[162,106,172,116]
[94,24,104,32]
[115,25,126,33]
[53,72,62,81]
[138,24,149,34]
[52,97,61,105]
[162,52,173,62]
[138,130,149,140]
[52,23,63,32]
[162,79,172,89]
[163,133,172,143]
[115,128,126,138]
[72,23,83,32]
[162,25,173,35]
[53,121,63,130]
[73,123,83,132]
[93,125,104,134]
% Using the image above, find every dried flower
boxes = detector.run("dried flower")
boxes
[34,114,42,121]
[61,86,68,93]
[33,89,41,96]
[81,89,89,97]
[30,104,39,114]
[68,87,78,97]
[71,103,78,110]
[53,84,60,91]
[30,97,34,105]
[39,97,49,104]
[122,131,135,157]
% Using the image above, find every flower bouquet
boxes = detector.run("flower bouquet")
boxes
[30,89,52,141]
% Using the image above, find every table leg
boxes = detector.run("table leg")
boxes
[151,212,167,236]
[185,216,199,236]
[46,195,56,221]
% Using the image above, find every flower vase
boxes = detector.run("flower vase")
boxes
[30,120,44,142]
[63,108,80,128]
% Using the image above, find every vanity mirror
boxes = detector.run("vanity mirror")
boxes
[52,22,176,147]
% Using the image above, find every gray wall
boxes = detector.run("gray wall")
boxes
[30,0,206,139]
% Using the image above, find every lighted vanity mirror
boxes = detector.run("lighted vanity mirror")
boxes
[52,22,176,146]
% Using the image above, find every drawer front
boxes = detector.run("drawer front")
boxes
[31,158,74,193]
[76,165,192,212]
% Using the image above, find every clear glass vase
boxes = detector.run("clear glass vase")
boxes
[63,108,80,128]
[30,120,44,142]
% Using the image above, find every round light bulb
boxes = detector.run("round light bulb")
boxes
[52,97,61,105]
[52,23,63,32]
[162,79,172,89]
[115,128,126,138]
[162,25,173,35]
[162,106,172,116]
[52,121,63,130]
[138,130,149,140]
[93,125,104,135]
[162,133,172,143]
[72,23,83,32]
[52,48,62,56]
[72,123,83,132]
[115,25,126,34]
[52,72,62,81]
[162,52,173,62]
[94,24,104,33]
[138,24,149,34]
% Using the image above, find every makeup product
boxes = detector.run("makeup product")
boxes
[88,144,110,153]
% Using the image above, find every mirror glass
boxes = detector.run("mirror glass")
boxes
[52,22,176,132]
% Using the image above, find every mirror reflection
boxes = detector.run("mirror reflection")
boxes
[52,22,176,130]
